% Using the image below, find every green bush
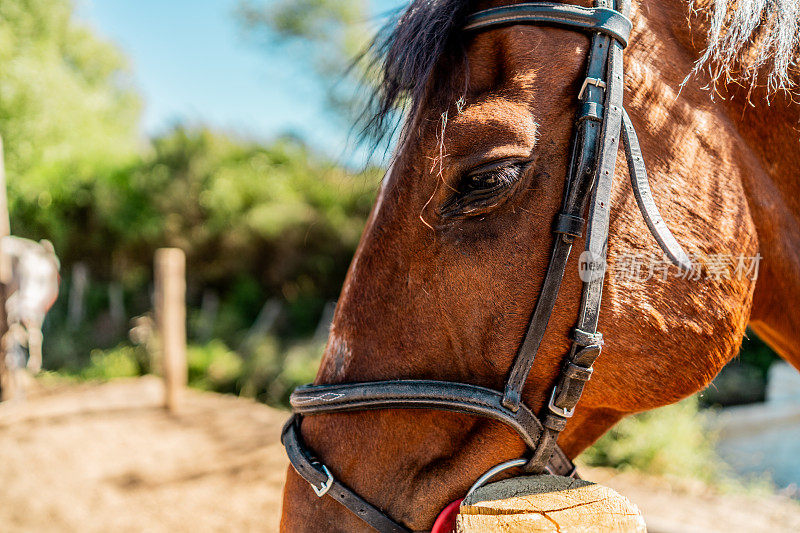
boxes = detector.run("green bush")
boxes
[269,338,325,404]
[187,340,244,393]
[239,336,282,400]
[581,397,721,481]
[80,345,142,381]
[239,335,324,406]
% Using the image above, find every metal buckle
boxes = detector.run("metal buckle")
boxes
[543,463,577,478]
[311,463,334,497]
[578,77,607,100]
[548,387,575,418]
[565,464,579,478]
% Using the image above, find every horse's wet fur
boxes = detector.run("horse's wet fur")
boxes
[282,1,800,531]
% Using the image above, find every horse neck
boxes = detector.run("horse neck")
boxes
[644,0,800,207]
[637,0,800,369]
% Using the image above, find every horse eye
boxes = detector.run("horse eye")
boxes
[467,174,499,189]
[461,162,524,193]
[439,161,526,220]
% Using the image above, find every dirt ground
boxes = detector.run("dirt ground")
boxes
[0,376,288,532]
[1,377,799,532]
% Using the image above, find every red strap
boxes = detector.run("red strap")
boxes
[431,499,463,533]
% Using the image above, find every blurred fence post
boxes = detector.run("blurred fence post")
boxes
[154,248,186,412]
[0,136,12,400]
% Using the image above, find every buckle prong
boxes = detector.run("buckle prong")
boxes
[311,463,334,497]
[548,387,575,418]
[578,77,607,100]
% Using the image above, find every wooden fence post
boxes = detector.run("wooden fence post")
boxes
[0,136,12,401]
[154,248,187,412]
[458,476,646,532]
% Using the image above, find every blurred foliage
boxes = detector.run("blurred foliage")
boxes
[582,398,722,482]
[238,0,369,54]
[108,127,379,298]
[37,126,380,373]
[1,0,141,257]
[74,333,324,408]
[80,345,142,381]
[187,340,243,393]
[582,397,783,494]
[236,0,384,135]
[700,330,780,407]
[239,336,325,405]
[737,330,779,379]
[237,0,371,75]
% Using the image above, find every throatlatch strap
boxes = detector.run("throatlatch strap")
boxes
[622,109,692,271]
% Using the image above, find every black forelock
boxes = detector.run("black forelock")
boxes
[360,0,475,146]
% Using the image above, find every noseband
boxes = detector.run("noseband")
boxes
[282,1,691,531]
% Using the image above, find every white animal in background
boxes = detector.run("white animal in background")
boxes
[2,236,60,374]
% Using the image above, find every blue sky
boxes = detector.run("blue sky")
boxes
[76,0,403,165]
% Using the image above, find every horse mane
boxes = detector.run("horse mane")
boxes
[362,0,798,142]
[693,0,800,94]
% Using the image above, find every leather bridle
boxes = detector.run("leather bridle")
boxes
[282,1,691,531]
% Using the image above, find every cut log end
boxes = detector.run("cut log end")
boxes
[457,475,646,533]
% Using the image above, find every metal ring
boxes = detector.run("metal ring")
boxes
[463,458,528,501]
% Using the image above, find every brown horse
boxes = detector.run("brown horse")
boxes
[281,0,800,530]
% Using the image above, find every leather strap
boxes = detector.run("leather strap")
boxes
[282,415,413,533]
[501,0,612,416]
[622,109,692,271]
[501,238,574,412]
[290,380,574,471]
[463,2,632,47]
[524,0,628,473]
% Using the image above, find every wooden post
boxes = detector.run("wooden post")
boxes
[458,476,646,532]
[154,248,187,412]
[0,136,12,401]
[0,136,11,271]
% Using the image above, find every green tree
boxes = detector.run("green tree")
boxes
[236,0,380,130]
[0,0,141,253]
[237,0,371,73]
[42,126,380,374]
[43,126,380,340]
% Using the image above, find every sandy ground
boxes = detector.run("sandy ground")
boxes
[1,377,799,532]
[584,467,800,533]
[0,376,288,532]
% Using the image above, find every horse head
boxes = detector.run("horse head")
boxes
[280,0,777,530]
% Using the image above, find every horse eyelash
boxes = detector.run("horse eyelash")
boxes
[463,162,525,191]
[437,162,526,220]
